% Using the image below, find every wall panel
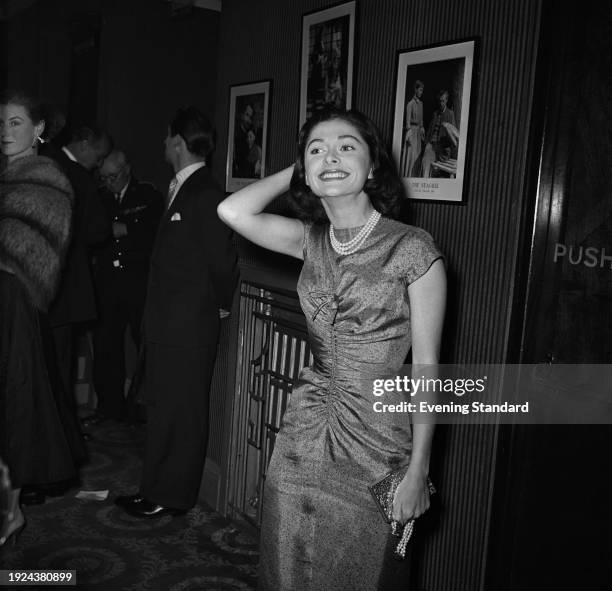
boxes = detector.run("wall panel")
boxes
[98,0,220,191]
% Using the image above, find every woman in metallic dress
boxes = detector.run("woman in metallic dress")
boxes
[218,108,446,590]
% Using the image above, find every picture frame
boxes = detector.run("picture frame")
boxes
[226,80,271,192]
[299,1,356,128]
[392,39,477,203]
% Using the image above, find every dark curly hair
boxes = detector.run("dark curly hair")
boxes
[288,107,405,224]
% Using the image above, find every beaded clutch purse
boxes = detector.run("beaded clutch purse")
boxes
[368,467,436,558]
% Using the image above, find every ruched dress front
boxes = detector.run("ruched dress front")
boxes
[259,217,442,591]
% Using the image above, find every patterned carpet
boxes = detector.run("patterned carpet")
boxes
[0,420,259,590]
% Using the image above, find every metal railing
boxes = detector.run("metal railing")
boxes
[226,280,312,527]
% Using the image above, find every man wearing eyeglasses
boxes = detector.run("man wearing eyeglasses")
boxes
[90,150,163,423]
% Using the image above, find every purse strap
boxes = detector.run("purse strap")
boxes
[391,477,436,558]
[392,519,414,558]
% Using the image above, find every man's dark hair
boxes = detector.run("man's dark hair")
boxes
[70,123,113,149]
[288,107,405,224]
[170,106,215,158]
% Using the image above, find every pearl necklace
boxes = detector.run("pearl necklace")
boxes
[328,209,381,255]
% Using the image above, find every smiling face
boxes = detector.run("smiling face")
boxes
[303,118,372,201]
[0,103,44,163]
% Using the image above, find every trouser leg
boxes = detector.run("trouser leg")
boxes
[92,281,127,419]
[140,342,217,510]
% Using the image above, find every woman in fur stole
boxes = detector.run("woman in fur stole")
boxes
[0,90,75,546]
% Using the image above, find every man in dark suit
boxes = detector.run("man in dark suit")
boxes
[45,125,113,403]
[92,150,163,421]
[116,107,238,517]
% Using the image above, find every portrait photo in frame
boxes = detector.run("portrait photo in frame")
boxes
[226,80,271,192]
[392,39,477,202]
[299,1,356,128]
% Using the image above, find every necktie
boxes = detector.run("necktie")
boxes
[167,177,178,207]
[115,192,121,204]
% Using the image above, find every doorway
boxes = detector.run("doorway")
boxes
[487,1,612,589]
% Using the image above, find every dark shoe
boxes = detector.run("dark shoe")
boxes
[114,493,145,508]
[20,487,45,506]
[124,498,186,518]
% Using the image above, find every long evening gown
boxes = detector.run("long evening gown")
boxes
[0,271,75,487]
[0,155,76,488]
[259,217,443,591]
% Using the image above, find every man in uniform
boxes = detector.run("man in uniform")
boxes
[92,150,163,422]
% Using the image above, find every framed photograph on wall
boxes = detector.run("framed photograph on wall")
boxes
[226,80,271,192]
[299,1,356,128]
[392,39,477,203]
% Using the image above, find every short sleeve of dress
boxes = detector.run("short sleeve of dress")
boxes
[403,227,444,285]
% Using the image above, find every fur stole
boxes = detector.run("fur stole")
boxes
[0,155,74,310]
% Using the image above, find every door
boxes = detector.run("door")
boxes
[486,1,612,589]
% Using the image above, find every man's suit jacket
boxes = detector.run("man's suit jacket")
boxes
[43,145,111,326]
[143,166,238,348]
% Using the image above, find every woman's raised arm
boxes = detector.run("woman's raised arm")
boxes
[217,165,305,260]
